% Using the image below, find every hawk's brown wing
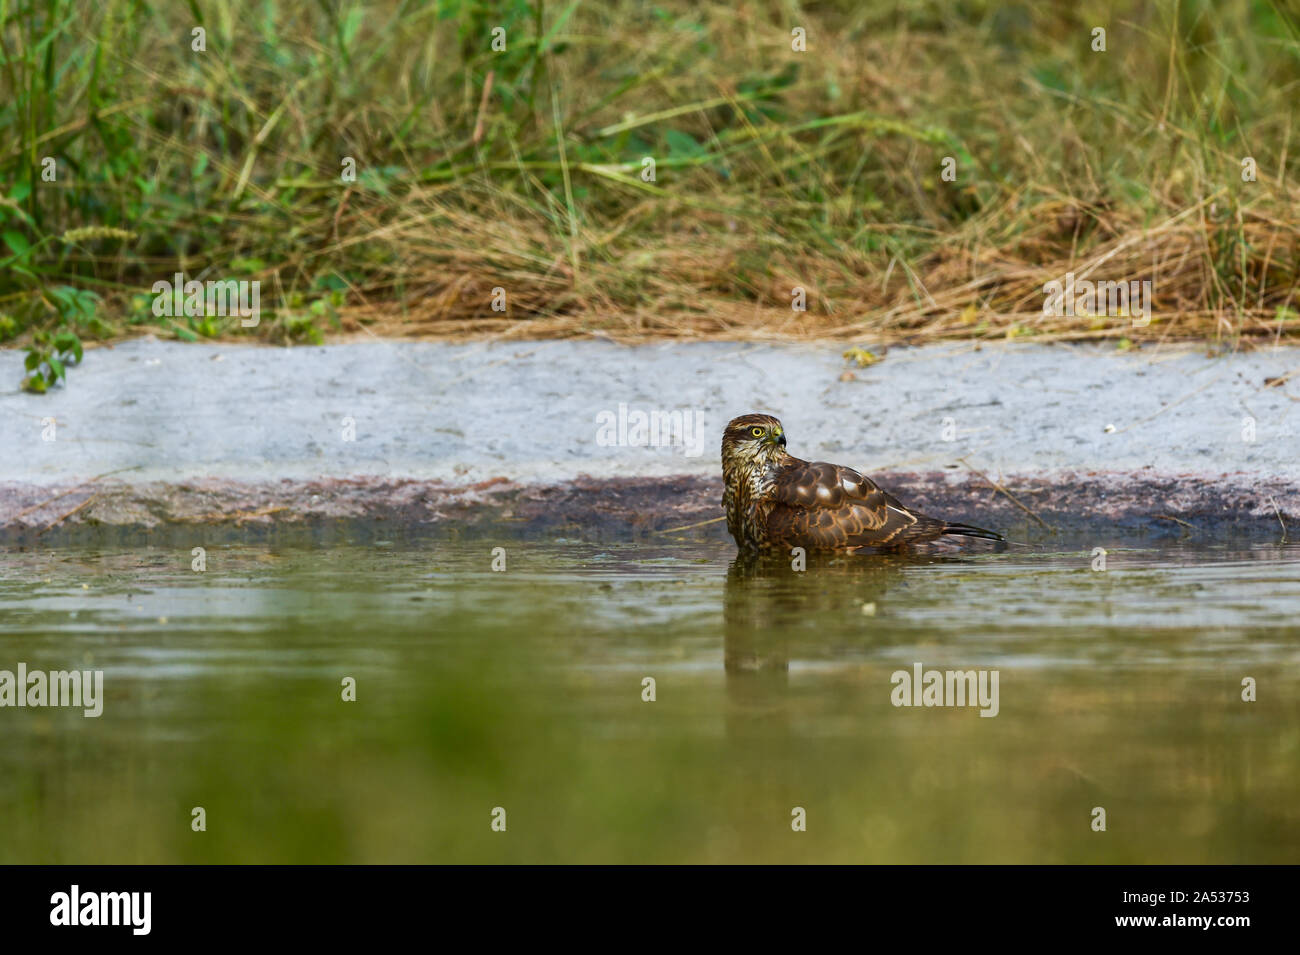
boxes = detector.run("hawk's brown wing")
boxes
[765,459,945,550]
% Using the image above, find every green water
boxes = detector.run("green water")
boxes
[1,535,1297,863]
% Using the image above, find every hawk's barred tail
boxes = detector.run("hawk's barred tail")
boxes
[940,522,1005,543]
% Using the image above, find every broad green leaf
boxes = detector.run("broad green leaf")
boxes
[664,129,706,158]
[3,230,30,257]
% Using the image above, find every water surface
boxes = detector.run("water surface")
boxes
[1,535,1297,863]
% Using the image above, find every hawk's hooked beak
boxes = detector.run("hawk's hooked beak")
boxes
[769,429,786,449]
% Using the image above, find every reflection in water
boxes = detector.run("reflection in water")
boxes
[722,550,905,740]
[724,552,792,677]
[723,549,919,675]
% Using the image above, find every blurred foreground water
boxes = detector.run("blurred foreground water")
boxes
[1,534,1297,863]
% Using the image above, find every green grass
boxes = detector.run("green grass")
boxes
[1,0,1299,359]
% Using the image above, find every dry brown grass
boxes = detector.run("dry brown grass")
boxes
[4,0,1299,349]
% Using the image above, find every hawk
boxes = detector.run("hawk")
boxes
[721,413,1004,552]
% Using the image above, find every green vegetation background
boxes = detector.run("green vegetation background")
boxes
[2,0,1299,388]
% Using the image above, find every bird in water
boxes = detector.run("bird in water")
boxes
[721,413,1004,552]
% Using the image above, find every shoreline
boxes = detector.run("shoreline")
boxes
[2,339,1297,539]
[0,471,1292,542]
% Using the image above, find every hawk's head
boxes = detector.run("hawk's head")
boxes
[721,413,787,471]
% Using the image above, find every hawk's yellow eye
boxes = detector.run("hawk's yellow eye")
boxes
[750,427,765,438]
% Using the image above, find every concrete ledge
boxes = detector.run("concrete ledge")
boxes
[2,339,1297,541]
